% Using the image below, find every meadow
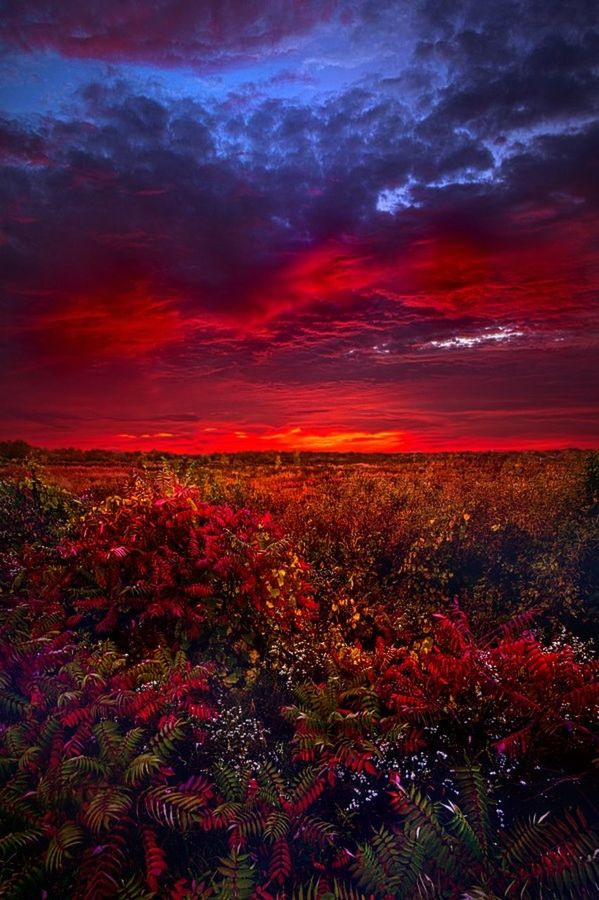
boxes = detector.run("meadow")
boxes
[0,449,597,898]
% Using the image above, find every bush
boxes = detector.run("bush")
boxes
[0,470,78,588]
[27,474,317,651]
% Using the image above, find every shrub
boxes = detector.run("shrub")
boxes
[27,475,317,651]
[0,595,219,898]
[0,470,78,589]
[283,604,598,785]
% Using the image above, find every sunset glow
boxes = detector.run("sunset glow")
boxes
[1,1,597,451]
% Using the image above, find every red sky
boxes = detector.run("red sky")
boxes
[1,0,598,452]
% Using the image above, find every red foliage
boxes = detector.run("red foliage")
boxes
[1,472,597,895]
[28,479,316,645]
[284,603,598,773]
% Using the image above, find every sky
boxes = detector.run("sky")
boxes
[0,0,598,453]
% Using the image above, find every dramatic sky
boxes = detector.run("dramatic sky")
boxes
[1,0,598,452]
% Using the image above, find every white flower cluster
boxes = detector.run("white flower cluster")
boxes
[267,637,326,687]
[204,702,270,766]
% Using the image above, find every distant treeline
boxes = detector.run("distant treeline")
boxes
[0,437,590,468]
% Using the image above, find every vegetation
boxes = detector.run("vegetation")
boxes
[0,450,597,897]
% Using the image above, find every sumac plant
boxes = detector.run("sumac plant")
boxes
[283,604,599,783]
[27,476,317,648]
[2,593,597,898]
[0,595,220,898]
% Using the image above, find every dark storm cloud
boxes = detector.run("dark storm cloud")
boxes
[499,124,599,209]
[418,0,597,48]
[426,38,598,136]
[0,116,47,163]
[414,0,598,141]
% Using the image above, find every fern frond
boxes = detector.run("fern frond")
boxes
[124,752,163,786]
[45,822,85,872]
[0,689,28,720]
[296,813,337,847]
[143,786,208,830]
[117,873,156,900]
[370,824,402,875]
[391,832,428,897]
[267,835,292,886]
[453,764,493,859]
[443,799,485,862]
[214,848,256,899]
[213,763,248,803]
[227,807,267,844]
[83,786,132,833]
[256,760,286,802]
[77,829,129,900]
[141,824,168,892]
[503,807,599,897]
[147,717,187,759]
[329,880,369,900]
[121,728,146,760]
[0,861,45,899]
[287,766,325,816]
[59,754,109,781]
[0,828,43,858]
[290,877,326,900]
[351,842,389,893]
[263,810,290,841]
[0,785,38,826]
[93,720,124,762]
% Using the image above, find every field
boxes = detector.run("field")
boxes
[0,450,597,898]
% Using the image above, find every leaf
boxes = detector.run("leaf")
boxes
[0,828,43,858]
[83,787,132,833]
[45,823,85,872]
[143,786,208,830]
[124,753,163,786]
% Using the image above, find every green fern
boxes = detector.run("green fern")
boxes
[256,759,286,804]
[0,828,43,857]
[502,807,599,899]
[116,873,156,900]
[83,786,132,833]
[45,822,85,872]
[0,861,45,899]
[453,763,493,859]
[263,810,290,841]
[352,840,389,893]
[143,785,208,830]
[147,716,187,758]
[124,751,163,786]
[214,848,256,899]
[213,763,249,802]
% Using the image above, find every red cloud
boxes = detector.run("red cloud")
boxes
[24,281,185,368]
[240,241,384,325]
[390,213,599,322]
[0,0,338,69]
[226,212,598,332]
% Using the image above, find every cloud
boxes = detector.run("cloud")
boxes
[2,84,596,335]
[0,0,340,70]
[1,0,597,449]
[0,116,47,164]
[420,326,526,351]
[30,282,185,365]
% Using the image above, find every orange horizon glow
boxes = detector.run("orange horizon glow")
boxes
[8,426,596,456]
[117,425,408,453]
